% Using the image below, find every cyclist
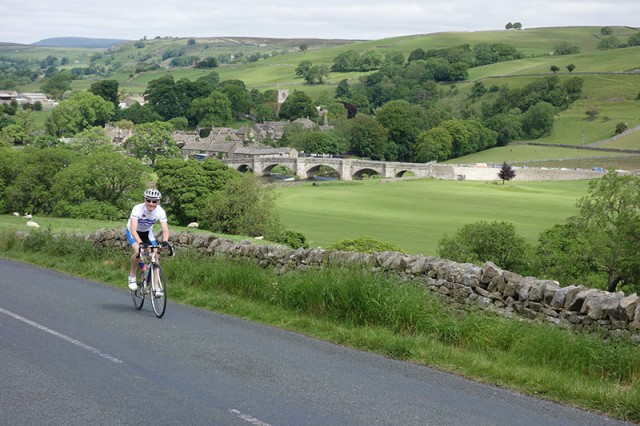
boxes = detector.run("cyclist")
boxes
[126,188,170,293]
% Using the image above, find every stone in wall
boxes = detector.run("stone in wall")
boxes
[582,292,623,320]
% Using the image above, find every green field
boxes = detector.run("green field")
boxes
[274,178,590,254]
[2,178,590,257]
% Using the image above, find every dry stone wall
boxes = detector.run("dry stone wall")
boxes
[90,229,640,343]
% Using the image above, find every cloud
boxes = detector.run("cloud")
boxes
[1,0,639,44]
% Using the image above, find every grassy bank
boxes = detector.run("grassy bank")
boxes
[1,229,638,422]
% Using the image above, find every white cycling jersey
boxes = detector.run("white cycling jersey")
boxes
[127,203,168,232]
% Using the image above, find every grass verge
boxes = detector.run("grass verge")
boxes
[0,229,638,422]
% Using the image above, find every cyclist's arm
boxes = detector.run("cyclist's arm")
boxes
[129,217,143,245]
[159,219,170,243]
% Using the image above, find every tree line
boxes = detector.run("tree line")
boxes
[1,62,584,165]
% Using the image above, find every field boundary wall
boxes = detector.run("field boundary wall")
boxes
[89,229,640,343]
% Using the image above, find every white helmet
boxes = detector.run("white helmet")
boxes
[144,188,161,200]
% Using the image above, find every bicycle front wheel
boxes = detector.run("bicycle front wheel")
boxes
[131,268,145,310]
[149,264,167,318]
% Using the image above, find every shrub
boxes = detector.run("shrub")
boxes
[329,235,405,253]
[615,122,628,135]
[277,230,309,249]
[437,221,531,271]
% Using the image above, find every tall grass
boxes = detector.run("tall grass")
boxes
[3,229,637,421]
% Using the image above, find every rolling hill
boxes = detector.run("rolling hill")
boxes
[2,26,640,168]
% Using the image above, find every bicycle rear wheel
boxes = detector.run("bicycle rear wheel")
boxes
[150,264,167,318]
[131,268,145,310]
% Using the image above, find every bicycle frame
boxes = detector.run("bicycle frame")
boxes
[132,243,174,318]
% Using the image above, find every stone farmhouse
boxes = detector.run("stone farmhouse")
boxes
[0,90,56,108]
[104,123,134,146]
[175,126,297,160]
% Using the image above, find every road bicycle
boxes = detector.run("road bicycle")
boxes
[131,242,174,318]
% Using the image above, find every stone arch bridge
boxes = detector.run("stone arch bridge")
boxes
[222,157,454,181]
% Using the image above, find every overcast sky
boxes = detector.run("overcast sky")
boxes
[2,0,639,45]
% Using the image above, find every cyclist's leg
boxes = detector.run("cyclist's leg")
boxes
[148,231,162,293]
[126,229,140,289]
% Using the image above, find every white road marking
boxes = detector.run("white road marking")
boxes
[0,307,123,364]
[229,409,272,426]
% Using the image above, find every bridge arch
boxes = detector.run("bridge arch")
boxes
[262,162,296,177]
[394,169,417,178]
[353,167,382,180]
[235,163,253,173]
[305,164,340,180]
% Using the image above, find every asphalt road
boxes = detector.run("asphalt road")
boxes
[0,258,632,425]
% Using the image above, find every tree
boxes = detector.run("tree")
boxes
[3,147,81,215]
[498,162,516,184]
[155,157,240,225]
[90,79,119,110]
[144,75,185,120]
[295,60,313,79]
[566,63,576,73]
[51,151,147,219]
[538,171,640,292]
[0,124,30,145]
[299,43,308,52]
[68,126,114,155]
[294,131,347,155]
[628,32,640,47]
[597,36,620,50]
[306,64,330,84]
[279,90,317,121]
[600,26,613,35]
[468,81,487,100]
[550,65,560,74]
[553,42,581,55]
[407,48,426,62]
[126,121,181,167]
[512,22,523,30]
[200,174,283,239]
[505,22,513,30]
[437,221,530,271]
[521,101,555,139]
[45,91,115,137]
[359,50,384,71]
[335,79,352,99]
[414,127,452,162]
[116,102,163,124]
[484,112,522,146]
[585,106,599,120]
[187,91,233,127]
[615,122,628,135]
[40,70,73,99]
[331,50,361,71]
[220,82,252,118]
[194,57,218,68]
[534,222,596,288]
[338,114,388,160]
[375,100,428,161]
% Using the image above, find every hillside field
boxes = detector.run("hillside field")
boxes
[3,26,640,168]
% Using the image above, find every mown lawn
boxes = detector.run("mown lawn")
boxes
[274,178,590,254]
